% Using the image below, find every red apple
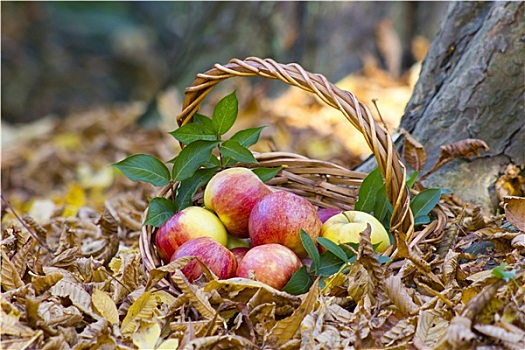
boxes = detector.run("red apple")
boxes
[155,206,228,264]
[236,244,301,290]
[204,168,272,238]
[230,247,250,266]
[171,237,237,282]
[249,191,322,258]
[318,208,343,223]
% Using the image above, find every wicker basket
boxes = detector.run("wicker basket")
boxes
[140,57,415,293]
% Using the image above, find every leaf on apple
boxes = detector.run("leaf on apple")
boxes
[300,229,320,274]
[355,167,383,213]
[113,154,171,187]
[175,168,218,211]
[281,266,312,295]
[251,167,282,183]
[316,237,347,262]
[144,197,177,228]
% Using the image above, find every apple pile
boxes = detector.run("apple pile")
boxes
[154,167,390,290]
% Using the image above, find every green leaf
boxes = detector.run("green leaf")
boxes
[230,126,266,147]
[219,140,257,164]
[406,171,419,189]
[410,188,441,218]
[340,243,359,259]
[170,123,217,144]
[377,256,392,264]
[171,141,220,181]
[491,263,517,282]
[355,168,383,213]
[414,214,431,226]
[175,168,218,211]
[373,183,393,227]
[212,91,238,135]
[300,230,320,274]
[193,113,214,128]
[318,251,346,277]
[316,238,348,262]
[251,167,282,183]
[281,266,312,295]
[144,197,176,227]
[113,154,171,187]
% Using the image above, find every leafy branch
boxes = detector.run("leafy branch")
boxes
[113,91,280,227]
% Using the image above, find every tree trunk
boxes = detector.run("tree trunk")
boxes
[382,2,524,212]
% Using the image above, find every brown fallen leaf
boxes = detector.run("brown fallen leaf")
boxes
[401,129,427,172]
[423,138,490,178]
[495,164,525,202]
[503,196,525,231]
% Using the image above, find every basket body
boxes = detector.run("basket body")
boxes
[140,57,415,292]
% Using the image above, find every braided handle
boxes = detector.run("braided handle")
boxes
[176,57,415,242]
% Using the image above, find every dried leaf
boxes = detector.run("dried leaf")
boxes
[442,250,459,286]
[265,279,319,346]
[182,334,258,350]
[474,324,525,344]
[1,249,24,290]
[495,164,525,201]
[503,196,525,231]
[425,138,489,177]
[91,288,119,325]
[50,279,94,317]
[11,237,35,277]
[381,316,417,346]
[132,320,161,350]
[446,316,476,348]
[91,206,119,265]
[385,275,419,315]
[172,270,216,319]
[401,129,427,171]
[357,224,386,299]
[0,312,35,337]
[414,310,449,349]
[62,183,86,217]
[32,272,63,295]
[121,290,158,336]
[145,255,195,291]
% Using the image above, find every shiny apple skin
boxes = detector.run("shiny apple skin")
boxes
[155,206,228,264]
[204,168,272,238]
[248,191,322,258]
[171,237,237,282]
[236,243,301,290]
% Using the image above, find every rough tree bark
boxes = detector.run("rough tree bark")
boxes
[375,2,524,212]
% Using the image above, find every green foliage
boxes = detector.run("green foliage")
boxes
[355,167,443,230]
[283,230,389,295]
[491,262,517,282]
[144,197,177,227]
[113,91,281,227]
[113,154,171,187]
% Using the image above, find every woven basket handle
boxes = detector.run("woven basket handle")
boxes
[176,57,415,243]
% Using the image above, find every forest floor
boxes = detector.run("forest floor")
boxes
[2,67,524,349]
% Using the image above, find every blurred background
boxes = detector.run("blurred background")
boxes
[2,1,450,210]
[2,2,449,124]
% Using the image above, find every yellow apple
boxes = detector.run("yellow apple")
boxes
[321,211,391,252]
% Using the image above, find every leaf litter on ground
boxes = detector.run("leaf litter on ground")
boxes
[1,71,525,349]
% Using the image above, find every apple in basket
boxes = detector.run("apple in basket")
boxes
[155,206,228,264]
[204,167,272,238]
[321,211,391,253]
[249,190,322,258]
[230,246,250,266]
[171,237,237,282]
[318,207,343,223]
[236,244,301,290]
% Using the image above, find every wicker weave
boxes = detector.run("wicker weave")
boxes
[140,57,415,292]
